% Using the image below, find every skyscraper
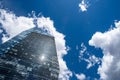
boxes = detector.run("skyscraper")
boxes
[0,27,59,80]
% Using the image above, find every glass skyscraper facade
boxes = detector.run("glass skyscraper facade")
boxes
[0,27,59,80]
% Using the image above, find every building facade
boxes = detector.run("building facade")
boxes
[0,27,59,80]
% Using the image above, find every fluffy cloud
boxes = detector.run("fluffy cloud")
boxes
[89,21,120,80]
[79,0,89,12]
[76,73,86,80]
[0,9,35,42]
[0,9,72,80]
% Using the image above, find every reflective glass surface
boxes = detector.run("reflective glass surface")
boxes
[0,28,59,80]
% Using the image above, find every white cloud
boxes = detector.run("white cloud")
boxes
[85,55,101,69]
[89,21,120,80]
[76,73,86,80]
[0,9,72,80]
[79,43,101,69]
[0,9,35,42]
[79,0,89,12]
[80,43,87,55]
[79,43,88,61]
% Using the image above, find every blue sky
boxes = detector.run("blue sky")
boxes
[0,0,120,80]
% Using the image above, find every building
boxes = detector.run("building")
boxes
[0,27,59,80]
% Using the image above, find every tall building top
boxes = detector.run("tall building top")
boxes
[0,27,53,54]
[0,27,59,80]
